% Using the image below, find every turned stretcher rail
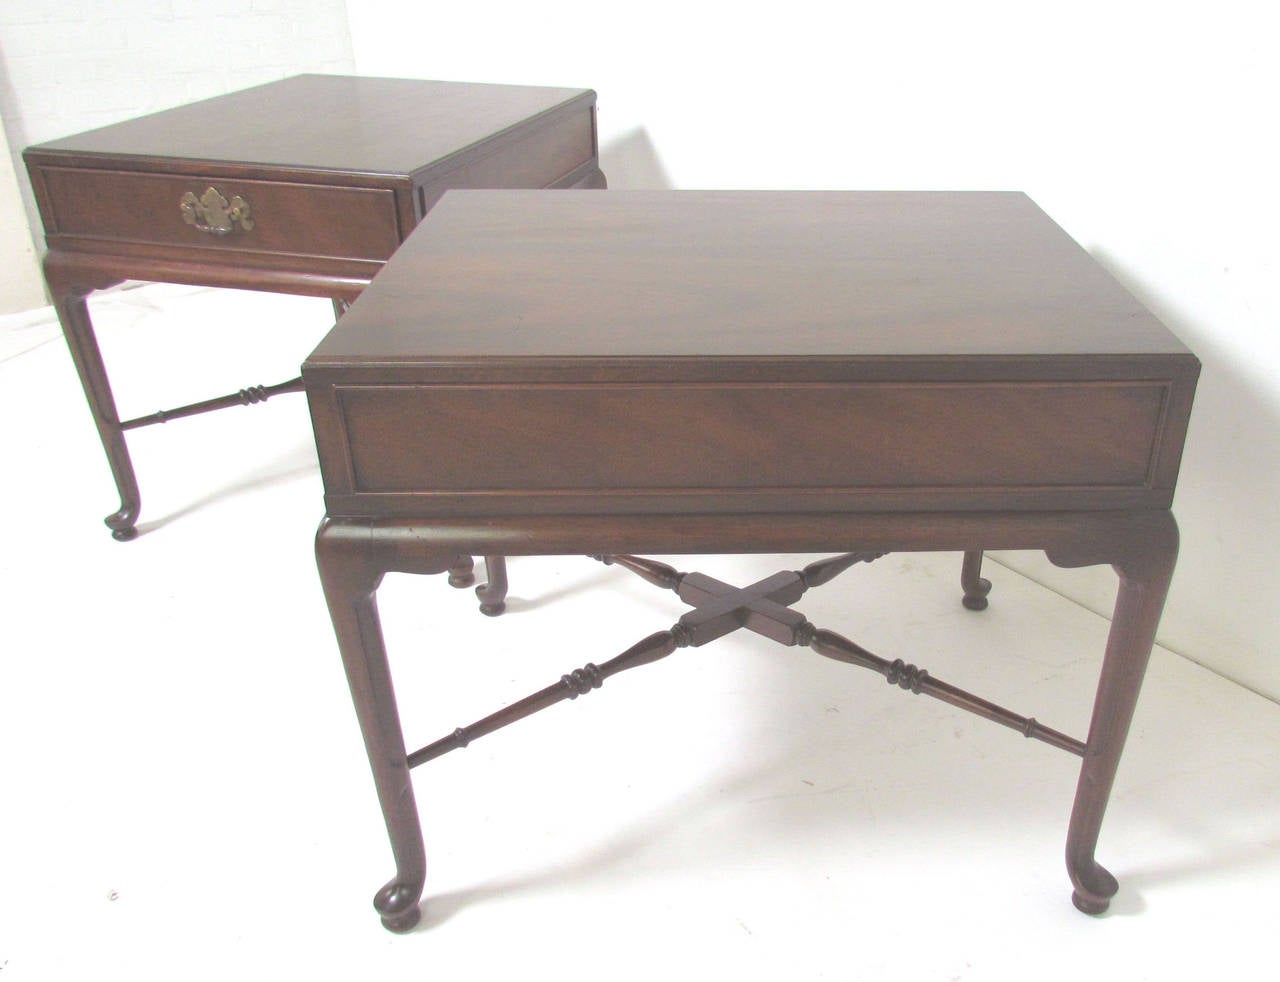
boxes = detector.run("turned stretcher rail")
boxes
[405,553,1085,772]
[799,626,1086,756]
[407,628,690,767]
[120,375,305,430]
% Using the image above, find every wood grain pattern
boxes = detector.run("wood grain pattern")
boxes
[309,190,1194,363]
[26,77,604,540]
[29,75,595,177]
[41,167,402,260]
[305,191,1197,520]
[333,379,1168,504]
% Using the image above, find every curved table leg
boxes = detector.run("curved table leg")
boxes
[315,511,1182,929]
[49,278,139,540]
[1050,513,1179,914]
[960,549,992,610]
[315,522,459,933]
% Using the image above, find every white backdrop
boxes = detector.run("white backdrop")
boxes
[347,0,1280,699]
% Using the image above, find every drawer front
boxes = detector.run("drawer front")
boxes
[38,166,402,261]
[318,379,1176,516]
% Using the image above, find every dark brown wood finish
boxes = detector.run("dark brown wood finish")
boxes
[961,549,993,610]
[305,191,1197,932]
[306,191,1197,521]
[26,75,604,539]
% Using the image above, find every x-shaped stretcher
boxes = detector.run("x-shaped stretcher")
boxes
[406,553,1084,769]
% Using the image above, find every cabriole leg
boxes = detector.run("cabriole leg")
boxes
[1052,515,1178,914]
[316,522,454,933]
[51,286,139,540]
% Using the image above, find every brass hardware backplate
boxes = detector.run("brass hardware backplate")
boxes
[180,186,254,234]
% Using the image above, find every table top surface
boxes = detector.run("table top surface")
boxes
[309,190,1191,369]
[28,75,593,177]
[306,191,1199,520]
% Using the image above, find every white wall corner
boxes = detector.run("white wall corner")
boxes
[0,116,45,315]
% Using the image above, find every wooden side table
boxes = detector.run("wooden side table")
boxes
[304,190,1198,932]
[24,75,604,541]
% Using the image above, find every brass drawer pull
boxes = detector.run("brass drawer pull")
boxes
[179,186,254,234]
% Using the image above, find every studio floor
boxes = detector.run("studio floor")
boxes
[2,284,1278,980]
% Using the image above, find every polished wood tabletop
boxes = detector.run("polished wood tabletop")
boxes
[30,74,595,178]
[311,189,1191,363]
[306,191,1198,521]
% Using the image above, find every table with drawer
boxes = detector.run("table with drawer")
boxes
[24,74,604,541]
[304,190,1198,932]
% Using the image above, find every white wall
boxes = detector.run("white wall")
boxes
[347,0,1280,699]
[0,0,356,310]
[0,117,42,310]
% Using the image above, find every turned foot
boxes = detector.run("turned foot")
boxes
[106,502,139,541]
[374,877,423,933]
[1069,860,1119,915]
[961,549,991,610]
[476,555,509,616]
[447,555,475,588]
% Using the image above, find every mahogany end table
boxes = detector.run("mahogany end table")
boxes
[25,74,604,541]
[303,190,1198,932]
